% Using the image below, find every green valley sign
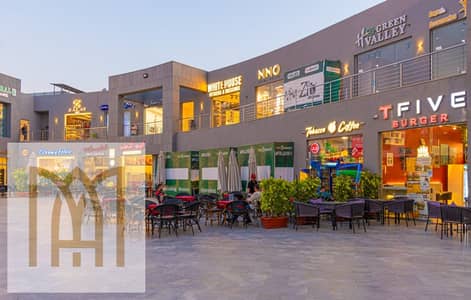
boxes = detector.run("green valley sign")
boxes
[0,85,17,98]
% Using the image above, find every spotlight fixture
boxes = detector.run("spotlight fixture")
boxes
[143,73,149,79]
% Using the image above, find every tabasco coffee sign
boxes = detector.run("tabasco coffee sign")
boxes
[378,91,466,129]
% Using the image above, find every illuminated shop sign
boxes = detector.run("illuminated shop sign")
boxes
[378,90,466,129]
[68,99,87,113]
[355,15,408,48]
[0,84,17,98]
[38,149,73,156]
[208,75,243,97]
[305,120,362,138]
[258,64,281,80]
[429,0,466,29]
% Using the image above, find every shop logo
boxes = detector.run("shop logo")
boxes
[327,121,337,134]
[0,84,17,98]
[355,15,408,48]
[310,143,320,154]
[305,120,362,138]
[258,64,281,80]
[208,75,243,97]
[68,99,87,113]
[378,90,466,129]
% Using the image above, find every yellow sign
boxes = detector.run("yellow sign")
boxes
[429,13,458,29]
[429,7,447,18]
[208,75,243,97]
[257,64,281,80]
[429,0,466,29]
[68,99,87,113]
[305,120,362,138]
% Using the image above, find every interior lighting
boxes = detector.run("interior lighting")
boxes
[416,39,425,55]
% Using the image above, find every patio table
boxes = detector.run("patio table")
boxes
[175,195,196,202]
[311,202,345,230]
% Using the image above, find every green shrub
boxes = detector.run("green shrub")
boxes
[260,178,293,217]
[359,169,381,199]
[291,177,321,202]
[333,175,354,202]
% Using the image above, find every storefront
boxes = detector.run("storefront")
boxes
[64,99,92,141]
[378,89,468,213]
[208,75,242,127]
[306,120,364,192]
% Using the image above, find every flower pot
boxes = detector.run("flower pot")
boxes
[261,216,289,229]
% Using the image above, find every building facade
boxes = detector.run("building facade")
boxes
[1,0,470,203]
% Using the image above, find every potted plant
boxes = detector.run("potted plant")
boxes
[333,175,354,202]
[260,178,292,229]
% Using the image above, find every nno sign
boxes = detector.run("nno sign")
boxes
[355,15,408,48]
[258,64,281,80]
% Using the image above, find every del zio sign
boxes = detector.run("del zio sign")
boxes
[378,91,466,129]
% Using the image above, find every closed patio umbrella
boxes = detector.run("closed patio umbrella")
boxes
[227,149,242,192]
[217,151,228,193]
[156,151,166,186]
[247,146,257,189]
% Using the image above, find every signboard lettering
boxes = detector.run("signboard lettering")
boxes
[208,75,243,97]
[258,64,281,80]
[355,15,408,48]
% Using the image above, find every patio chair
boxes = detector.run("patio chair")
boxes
[226,200,251,229]
[440,205,464,242]
[179,201,202,235]
[293,201,320,231]
[163,197,183,206]
[425,201,442,232]
[436,192,452,205]
[386,199,416,226]
[151,204,180,238]
[364,199,385,225]
[200,197,223,226]
[462,208,471,239]
[334,201,366,233]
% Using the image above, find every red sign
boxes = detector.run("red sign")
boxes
[310,143,320,154]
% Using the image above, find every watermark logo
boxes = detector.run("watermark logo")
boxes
[8,143,145,293]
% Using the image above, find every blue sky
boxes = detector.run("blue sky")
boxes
[1,0,384,92]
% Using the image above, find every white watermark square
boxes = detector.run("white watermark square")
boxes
[7,143,146,293]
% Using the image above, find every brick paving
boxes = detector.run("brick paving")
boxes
[1,198,470,300]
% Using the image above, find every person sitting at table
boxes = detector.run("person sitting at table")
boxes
[154,182,165,204]
[319,186,333,201]
[247,184,262,224]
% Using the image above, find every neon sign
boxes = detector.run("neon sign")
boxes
[208,75,243,97]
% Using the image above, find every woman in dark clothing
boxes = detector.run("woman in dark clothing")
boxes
[247,173,258,195]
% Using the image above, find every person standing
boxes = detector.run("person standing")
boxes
[247,173,258,195]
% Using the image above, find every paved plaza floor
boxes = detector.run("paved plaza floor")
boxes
[1,198,470,300]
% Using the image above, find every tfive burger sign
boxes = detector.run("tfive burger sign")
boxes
[378,91,466,129]
[355,15,408,48]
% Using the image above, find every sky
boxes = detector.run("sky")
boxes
[1,0,384,93]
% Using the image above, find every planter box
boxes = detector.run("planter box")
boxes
[261,216,288,229]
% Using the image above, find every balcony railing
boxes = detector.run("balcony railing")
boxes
[123,121,163,136]
[177,43,467,130]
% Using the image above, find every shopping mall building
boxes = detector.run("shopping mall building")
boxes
[1,0,470,203]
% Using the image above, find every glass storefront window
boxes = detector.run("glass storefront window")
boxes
[431,20,467,79]
[211,92,240,127]
[354,38,413,95]
[64,112,92,141]
[0,157,6,186]
[308,135,364,165]
[0,103,9,137]
[381,124,468,206]
[181,101,194,132]
[144,106,163,135]
[20,119,30,141]
[256,80,284,119]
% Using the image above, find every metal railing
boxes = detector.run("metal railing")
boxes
[177,43,467,130]
[123,121,163,136]
[65,126,108,141]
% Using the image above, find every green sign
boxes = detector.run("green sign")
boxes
[0,85,17,97]
[165,151,199,196]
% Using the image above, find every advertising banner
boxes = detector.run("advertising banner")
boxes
[284,61,324,111]
[198,148,231,194]
[165,151,199,196]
